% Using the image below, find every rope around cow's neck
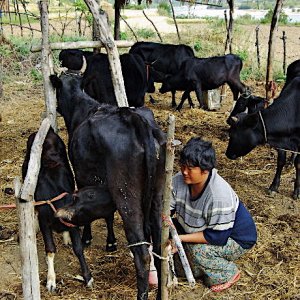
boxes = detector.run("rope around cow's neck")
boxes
[259,111,300,155]
[258,110,268,143]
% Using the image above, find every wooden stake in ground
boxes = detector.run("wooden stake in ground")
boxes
[16,117,51,300]
[161,114,176,300]
[39,0,57,131]
[265,0,284,101]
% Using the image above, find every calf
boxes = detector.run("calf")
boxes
[226,77,300,199]
[159,54,247,111]
[56,186,116,228]
[129,41,195,107]
[22,128,93,291]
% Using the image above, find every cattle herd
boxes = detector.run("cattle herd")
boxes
[21,41,300,300]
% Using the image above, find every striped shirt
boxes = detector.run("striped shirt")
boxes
[171,169,239,234]
[170,169,257,249]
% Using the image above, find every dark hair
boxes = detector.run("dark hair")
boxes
[179,137,216,171]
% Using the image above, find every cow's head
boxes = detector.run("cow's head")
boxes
[56,186,115,227]
[226,112,261,159]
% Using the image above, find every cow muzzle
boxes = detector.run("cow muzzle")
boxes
[55,207,75,221]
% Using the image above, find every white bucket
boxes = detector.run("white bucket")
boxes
[203,88,222,111]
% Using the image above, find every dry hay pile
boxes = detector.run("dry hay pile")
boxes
[0,59,300,299]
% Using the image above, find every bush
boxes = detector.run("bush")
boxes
[236,49,249,62]
[261,9,289,25]
[137,28,155,39]
[157,2,171,17]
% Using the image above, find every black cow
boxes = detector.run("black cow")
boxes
[226,77,300,199]
[58,49,93,71]
[82,53,148,107]
[22,128,93,292]
[159,54,247,111]
[50,73,166,300]
[227,93,296,197]
[282,59,300,91]
[129,41,195,107]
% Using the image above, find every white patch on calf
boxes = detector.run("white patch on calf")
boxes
[46,252,56,292]
[62,231,72,246]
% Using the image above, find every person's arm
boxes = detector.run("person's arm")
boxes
[179,231,208,244]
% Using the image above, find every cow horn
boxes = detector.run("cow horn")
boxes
[53,64,68,75]
[79,56,87,74]
[231,116,239,123]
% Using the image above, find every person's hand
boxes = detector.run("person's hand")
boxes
[167,239,178,254]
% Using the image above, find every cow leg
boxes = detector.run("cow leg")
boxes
[69,228,93,287]
[46,252,56,292]
[129,242,150,300]
[119,215,150,300]
[293,153,300,199]
[187,93,195,109]
[194,83,205,108]
[81,223,92,246]
[176,90,191,111]
[268,149,287,196]
[39,222,57,292]
[105,213,117,252]
[171,90,177,107]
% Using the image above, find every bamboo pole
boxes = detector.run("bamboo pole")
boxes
[161,114,176,300]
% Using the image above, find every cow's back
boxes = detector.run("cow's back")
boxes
[129,41,194,74]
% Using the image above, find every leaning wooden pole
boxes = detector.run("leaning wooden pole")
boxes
[15,118,51,300]
[84,0,128,107]
[161,114,176,300]
[39,0,57,131]
[265,0,284,101]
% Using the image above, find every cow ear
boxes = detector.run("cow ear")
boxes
[50,75,62,89]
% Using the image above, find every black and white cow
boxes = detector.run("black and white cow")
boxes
[22,128,93,291]
[226,77,300,199]
[50,72,166,300]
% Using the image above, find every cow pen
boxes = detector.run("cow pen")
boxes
[1,1,300,300]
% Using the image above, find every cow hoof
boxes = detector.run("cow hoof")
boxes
[82,239,92,247]
[86,277,94,288]
[267,189,276,198]
[46,280,56,292]
[106,242,117,252]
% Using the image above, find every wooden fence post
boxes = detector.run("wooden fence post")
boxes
[255,25,261,70]
[265,0,284,101]
[16,118,51,300]
[161,114,176,300]
[280,30,287,75]
[39,0,57,131]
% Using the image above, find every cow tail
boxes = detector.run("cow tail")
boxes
[130,112,157,240]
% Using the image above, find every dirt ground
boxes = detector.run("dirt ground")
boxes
[1,8,300,300]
